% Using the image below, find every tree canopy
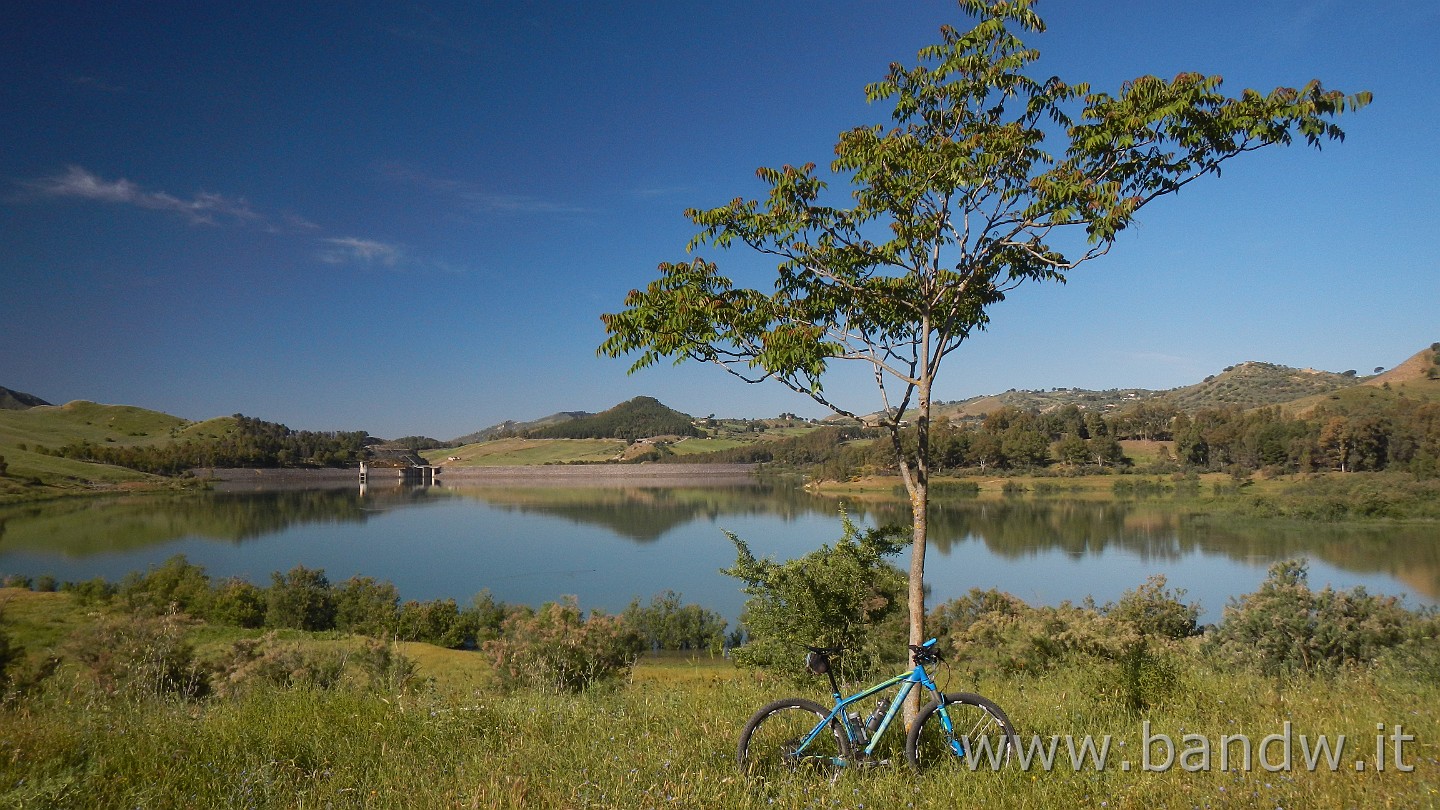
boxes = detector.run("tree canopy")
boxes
[599,0,1369,714]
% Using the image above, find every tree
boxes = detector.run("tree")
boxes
[599,0,1367,721]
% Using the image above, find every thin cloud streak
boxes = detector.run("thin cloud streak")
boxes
[26,165,261,225]
[382,163,592,216]
[319,237,402,267]
[17,164,456,273]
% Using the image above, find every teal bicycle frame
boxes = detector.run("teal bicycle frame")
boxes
[739,638,1017,774]
[801,639,951,764]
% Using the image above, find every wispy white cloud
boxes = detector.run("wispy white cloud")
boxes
[458,191,591,215]
[25,165,262,225]
[381,162,592,216]
[319,237,402,267]
[631,185,695,199]
[17,164,457,273]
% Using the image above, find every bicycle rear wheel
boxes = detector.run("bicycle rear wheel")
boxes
[737,697,851,777]
[904,692,1018,771]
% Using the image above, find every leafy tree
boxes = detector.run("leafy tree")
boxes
[1055,432,1089,466]
[600,0,1366,717]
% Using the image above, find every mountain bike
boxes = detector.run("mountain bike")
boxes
[736,639,1018,776]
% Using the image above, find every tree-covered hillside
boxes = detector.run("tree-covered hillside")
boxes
[52,414,370,474]
[526,397,700,441]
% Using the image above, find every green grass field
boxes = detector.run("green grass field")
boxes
[422,437,628,466]
[0,402,214,496]
[2,588,1437,808]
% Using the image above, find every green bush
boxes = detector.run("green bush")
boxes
[207,577,266,628]
[932,580,1196,711]
[334,576,400,636]
[482,597,643,693]
[1105,575,1199,641]
[1206,559,1416,674]
[396,598,474,648]
[62,576,117,606]
[621,590,727,653]
[120,554,212,615]
[210,634,419,698]
[265,565,337,631]
[723,511,908,680]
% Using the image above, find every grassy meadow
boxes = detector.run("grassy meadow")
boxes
[2,588,1438,809]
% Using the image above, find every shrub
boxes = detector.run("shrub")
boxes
[723,511,908,679]
[210,634,418,698]
[467,589,513,644]
[1105,575,1200,641]
[1206,559,1415,674]
[483,597,643,693]
[334,576,400,637]
[622,590,727,653]
[63,576,117,606]
[120,554,212,615]
[932,583,1190,711]
[65,611,208,700]
[396,598,474,648]
[208,578,266,628]
[266,565,336,631]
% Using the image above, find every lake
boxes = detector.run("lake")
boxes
[2,474,1437,624]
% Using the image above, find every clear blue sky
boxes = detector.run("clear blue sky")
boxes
[3,1,1435,440]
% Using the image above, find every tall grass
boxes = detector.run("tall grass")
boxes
[3,649,1437,808]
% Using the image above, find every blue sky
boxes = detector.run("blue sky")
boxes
[3,1,1435,441]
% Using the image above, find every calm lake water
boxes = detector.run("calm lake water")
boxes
[2,477,1437,624]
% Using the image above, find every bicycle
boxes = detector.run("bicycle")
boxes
[736,639,1019,776]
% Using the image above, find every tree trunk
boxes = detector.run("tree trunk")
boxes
[897,376,932,729]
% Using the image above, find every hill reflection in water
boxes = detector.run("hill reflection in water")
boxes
[1,480,1435,622]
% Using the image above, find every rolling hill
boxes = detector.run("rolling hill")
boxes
[3,341,1434,488]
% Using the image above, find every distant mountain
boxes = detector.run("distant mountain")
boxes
[526,396,700,440]
[450,411,593,445]
[0,385,51,410]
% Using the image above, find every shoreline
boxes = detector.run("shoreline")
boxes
[193,463,760,488]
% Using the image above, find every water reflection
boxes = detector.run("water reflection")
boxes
[1,481,1435,616]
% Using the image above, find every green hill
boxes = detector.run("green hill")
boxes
[0,401,188,494]
[526,396,700,440]
[1162,361,1363,411]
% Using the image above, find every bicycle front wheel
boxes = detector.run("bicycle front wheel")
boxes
[737,697,851,777]
[905,692,1019,771]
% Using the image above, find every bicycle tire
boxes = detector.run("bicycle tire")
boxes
[904,692,1019,770]
[737,697,851,777]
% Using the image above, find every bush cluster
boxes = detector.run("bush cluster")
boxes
[1204,559,1422,674]
[926,576,1199,710]
[722,511,909,680]
[482,597,644,692]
